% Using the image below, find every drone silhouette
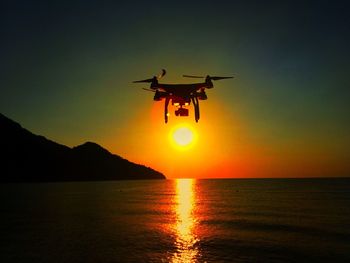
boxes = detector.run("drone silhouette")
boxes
[133,69,233,123]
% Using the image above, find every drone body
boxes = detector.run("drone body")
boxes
[133,69,233,123]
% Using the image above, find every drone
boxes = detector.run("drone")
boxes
[133,69,233,123]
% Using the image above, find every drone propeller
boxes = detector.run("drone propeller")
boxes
[182,75,204,78]
[142,88,156,92]
[133,69,166,83]
[210,76,234,81]
[183,75,234,80]
[133,78,154,83]
[158,69,166,79]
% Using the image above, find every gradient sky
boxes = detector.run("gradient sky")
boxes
[1,0,350,178]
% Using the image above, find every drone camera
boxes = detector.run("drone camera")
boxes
[175,108,189,117]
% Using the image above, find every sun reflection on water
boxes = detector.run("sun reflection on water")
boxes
[171,179,199,263]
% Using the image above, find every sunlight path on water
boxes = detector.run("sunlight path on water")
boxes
[171,179,199,262]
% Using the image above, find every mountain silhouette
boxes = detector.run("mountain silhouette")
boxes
[0,113,165,182]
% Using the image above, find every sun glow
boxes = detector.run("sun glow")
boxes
[170,124,197,150]
[115,101,242,179]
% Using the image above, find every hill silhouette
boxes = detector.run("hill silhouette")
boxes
[0,113,165,182]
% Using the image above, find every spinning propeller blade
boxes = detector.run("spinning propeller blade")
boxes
[133,69,166,83]
[210,76,234,81]
[133,78,154,83]
[142,88,156,92]
[157,69,166,79]
[183,75,234,80]
[183,75,204,78]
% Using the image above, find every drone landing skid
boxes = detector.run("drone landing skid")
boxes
[191,97,200,123]
[164,97,170,123]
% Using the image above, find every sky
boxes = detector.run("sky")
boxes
[1,0,350,178]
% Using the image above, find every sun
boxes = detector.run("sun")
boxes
[169,124,197,150]
[173,127,193,146]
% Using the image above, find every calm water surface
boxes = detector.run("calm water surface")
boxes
[1,178,350,262]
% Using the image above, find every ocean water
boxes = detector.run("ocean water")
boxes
[1,178,350,263]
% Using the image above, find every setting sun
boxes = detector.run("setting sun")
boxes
[169,124,197,150]
[173,127,193,146]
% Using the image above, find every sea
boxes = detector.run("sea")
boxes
[1,178,350,263]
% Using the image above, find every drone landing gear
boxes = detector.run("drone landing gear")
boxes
[164,97,170,123]
[191,96,200,123]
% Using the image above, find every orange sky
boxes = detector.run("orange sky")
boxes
[100,95,350,179]
[100,98,238,178]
